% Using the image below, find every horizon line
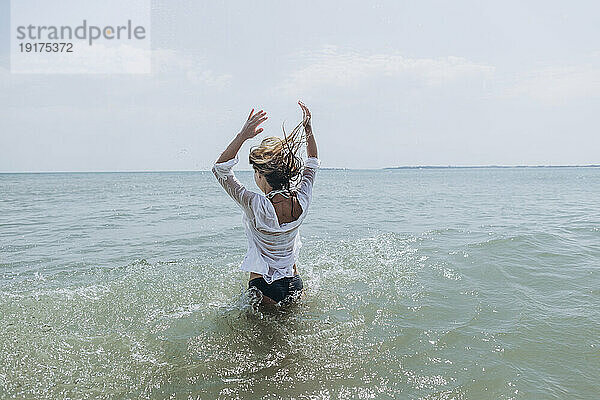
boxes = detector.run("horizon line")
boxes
[1,164,599,174]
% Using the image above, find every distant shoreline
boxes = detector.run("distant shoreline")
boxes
[383,164,600,170]
[1,165,599,174]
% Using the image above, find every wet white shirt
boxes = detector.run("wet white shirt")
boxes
[212,156,320,284]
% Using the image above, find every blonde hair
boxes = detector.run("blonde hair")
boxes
[249,119,306,191]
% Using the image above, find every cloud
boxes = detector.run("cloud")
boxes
[503,61,600,105]
[152,49,232,88]
[0,65,8,84]
[276,45,495,94]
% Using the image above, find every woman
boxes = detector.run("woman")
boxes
[212,101,319,306]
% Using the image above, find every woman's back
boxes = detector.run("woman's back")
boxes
[270,194,302,225]
[212,155,320,283]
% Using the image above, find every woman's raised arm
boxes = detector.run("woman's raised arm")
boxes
[298,101,317,159]
[212,109,268,215]
[295,101,320,208]
[216,109,268,163]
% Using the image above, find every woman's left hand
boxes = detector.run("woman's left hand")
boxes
[240,109,268,140]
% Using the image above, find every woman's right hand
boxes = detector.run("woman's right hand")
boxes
[239,109,268,140]
[298,101,312,132]
[299,101,318,157]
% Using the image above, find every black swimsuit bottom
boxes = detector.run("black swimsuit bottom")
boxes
[248,275,304,303]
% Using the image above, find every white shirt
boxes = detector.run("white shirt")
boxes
[212,156,320,284]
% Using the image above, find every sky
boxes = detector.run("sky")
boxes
[1,0,599,172]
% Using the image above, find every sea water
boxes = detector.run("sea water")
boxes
[1,168,599,399]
